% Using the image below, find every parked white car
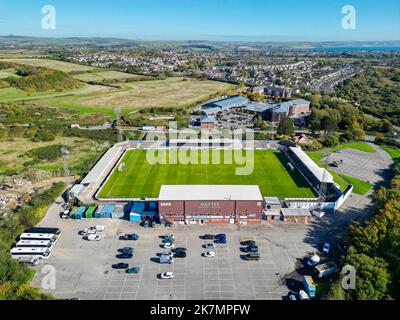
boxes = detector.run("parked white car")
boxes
[203,251,216,258]
[307,254,321,267]
[160,272,175,279]
[87,234,101,241]
[162,242,175,249]
[299,290,310,300]
[95,225,105,232]
[61,209,70,219]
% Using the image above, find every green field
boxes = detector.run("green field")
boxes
[0,68,19,79]
[98,150,316,199]
[0,58,94,73]
[72,70,143,82]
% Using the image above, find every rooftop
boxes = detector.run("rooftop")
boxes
[273,99,310,114]
[200,115,217,123]
[244,102,273,113]
[289,146,334,184]
[81,146,122,185]
[204,96,249,110]
[159,185,263,201]
[281,208,312,217]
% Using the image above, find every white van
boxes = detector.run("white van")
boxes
[87,234,101,241]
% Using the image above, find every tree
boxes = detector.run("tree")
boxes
[321,116,338,136]
[375,133,385,145]
[323,135,340,147]
[277,117,294,136]
[381,119,394,134]
[343,248,390,300]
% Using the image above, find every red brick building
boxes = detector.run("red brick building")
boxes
[200,115,217,129]
[158,185,264,225]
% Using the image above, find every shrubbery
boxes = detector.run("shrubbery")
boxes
[0,182,65,300]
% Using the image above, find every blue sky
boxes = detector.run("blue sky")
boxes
[0,0,399,41]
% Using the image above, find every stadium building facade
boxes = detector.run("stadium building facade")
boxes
[158,185,264,225]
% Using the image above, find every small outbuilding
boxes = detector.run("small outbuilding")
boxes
[281,208,312,223]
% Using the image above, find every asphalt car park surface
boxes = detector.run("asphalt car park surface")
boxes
[30,214,315,300]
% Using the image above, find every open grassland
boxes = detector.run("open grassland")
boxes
[0,58,95,73]
[0,136,106,177]
[0,68,20,79]
[0,83,114,103]
[338,174,372,195]
[73,77,235,109]
[72,70,143,82]
[98,149,316,199]
[381,145,400,162]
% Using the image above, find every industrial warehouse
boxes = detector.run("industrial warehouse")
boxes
[70,137,353,225]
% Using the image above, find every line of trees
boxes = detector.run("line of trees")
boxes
[0,182,65,300]
[324,152,400,300]
[0,62,82,93]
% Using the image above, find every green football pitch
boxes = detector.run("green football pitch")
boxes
[97,150,316,199]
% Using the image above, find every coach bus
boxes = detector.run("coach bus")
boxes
[16,240,54,250]
[10,247,51,259]
[19,233,58,244]
[27,227,61,236]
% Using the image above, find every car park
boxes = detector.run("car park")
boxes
[126,267,140,274]
[203,251,216,258]
[173,247,186,252]
[112,263,129,269]
[87,234,101,241]
[160,272,175,279]
[323,242,331,255]
[307,254,321,267]
[117,253,133,259]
